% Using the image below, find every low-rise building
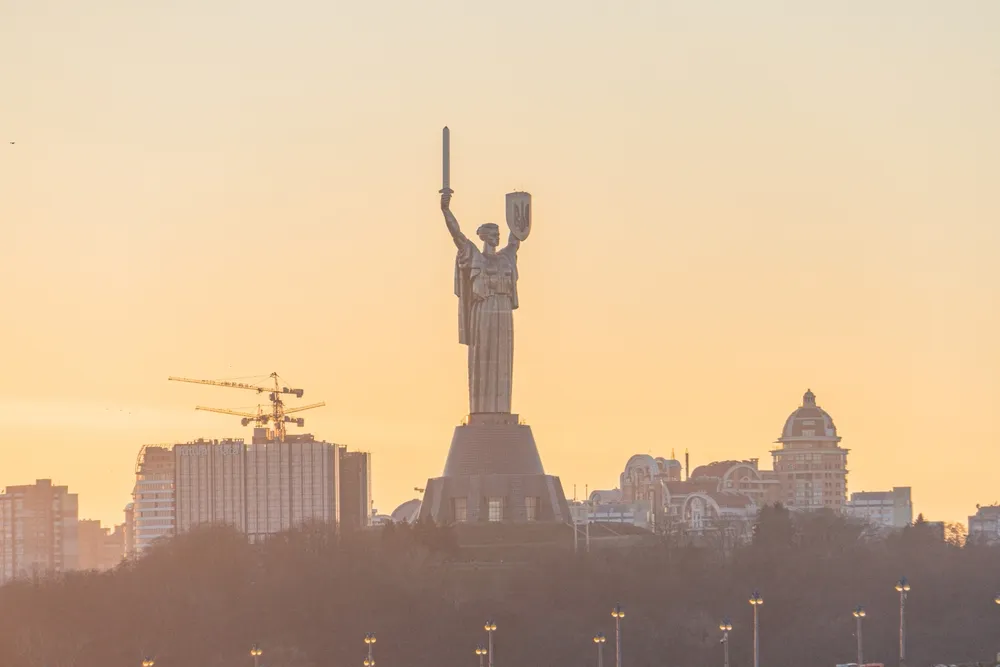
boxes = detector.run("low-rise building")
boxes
[846,487,913,529]
[968,505,1000,545]
[586,456,778,539]
[78,520,126,571]
[662,460,778,540]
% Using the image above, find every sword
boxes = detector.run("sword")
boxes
[440,126,453,195]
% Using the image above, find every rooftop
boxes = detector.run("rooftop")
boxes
[778,389,840,443]
[691,460,759,480]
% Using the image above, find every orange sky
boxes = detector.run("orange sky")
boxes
[1,1,998,527]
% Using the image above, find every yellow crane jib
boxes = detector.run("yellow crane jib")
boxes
[169,373,323,441]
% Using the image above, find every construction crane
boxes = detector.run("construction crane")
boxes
[169,372,325,442]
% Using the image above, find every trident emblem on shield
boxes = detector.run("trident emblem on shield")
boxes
[506,191,532,241]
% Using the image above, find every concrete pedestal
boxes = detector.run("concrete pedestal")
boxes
[419,413,570,524]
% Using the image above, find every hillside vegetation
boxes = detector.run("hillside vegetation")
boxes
[0,507,997,667]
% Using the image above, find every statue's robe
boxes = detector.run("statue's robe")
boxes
[455,238,519,414]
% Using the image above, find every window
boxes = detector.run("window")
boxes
[525,497,539,522]
[802,429,815,437]
[488,497,504,523]
[453,497,467,523]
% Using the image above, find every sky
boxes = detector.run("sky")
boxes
[1,1,998,527]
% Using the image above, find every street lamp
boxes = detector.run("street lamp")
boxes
[611,604,624,667]
[141,660,155,667]
[749,590,763,667]
[476,645,488,667]
[719,618,732,667]
[365,632,377,665]
[995,593,1000,606]
[484,620,497,667]
[250,644,263,667]
[594,632,607,667]
[853,606,867,666]
[895,577,910,666]
[364,659,375,667]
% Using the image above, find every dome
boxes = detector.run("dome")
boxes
[655,457,682,472]
[780,389,838,440]
[623,454,659,480]
[390,499,422,524]
[589,489,623,504]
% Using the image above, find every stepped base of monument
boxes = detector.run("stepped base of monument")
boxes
[419,473,570,524]
[419,413,570,524]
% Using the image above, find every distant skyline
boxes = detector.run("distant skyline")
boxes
[1,1,998,526]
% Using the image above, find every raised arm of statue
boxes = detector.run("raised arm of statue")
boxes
[505,231,520,253]
[441,192,468,250]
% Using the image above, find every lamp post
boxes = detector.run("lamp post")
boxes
[365,632,377,666]
[720,618,732,667]
[365,659,375,667]
[853,606,867,666]
[611,604,624,667]
[749,590,763,667]
[250,644,263,667]
[484,620,496,667]
[141,660,155,667]
[895,577,910,666]
[476,645,488,667]
[594,633,606,667]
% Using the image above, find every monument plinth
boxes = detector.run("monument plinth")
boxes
[419,128,569,525]
[421,413,569,524]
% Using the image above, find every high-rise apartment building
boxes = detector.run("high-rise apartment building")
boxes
[132,445,175,555]
[173,430,340,541]
[0,479,79,583]
[245,430,340,540]
[846,487,913,529]
[770,390,849,511]
[339,449,372,531]
[175,438,246,533]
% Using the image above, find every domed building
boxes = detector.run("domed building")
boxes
[620,454,682,507]
[583,455,775,539]
[770,389,848,510]
[390,499,422,525]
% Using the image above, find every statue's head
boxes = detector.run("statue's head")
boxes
[476,223,501,248]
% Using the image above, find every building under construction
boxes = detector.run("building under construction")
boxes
[121,373,373,548]
[174,430,342,541]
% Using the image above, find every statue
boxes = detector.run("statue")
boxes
[419,128,569,526]
[439,127,532,415]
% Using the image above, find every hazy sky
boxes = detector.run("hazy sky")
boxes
[1,1,998,527]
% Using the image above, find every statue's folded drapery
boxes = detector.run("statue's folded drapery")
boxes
[455,239,519,414]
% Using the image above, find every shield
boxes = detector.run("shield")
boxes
[505,191,532,241]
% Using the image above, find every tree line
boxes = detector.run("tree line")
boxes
[0,507,997,667]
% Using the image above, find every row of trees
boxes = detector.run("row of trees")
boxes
[0,508,997,667]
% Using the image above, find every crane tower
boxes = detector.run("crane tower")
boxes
[168,372,325,442]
